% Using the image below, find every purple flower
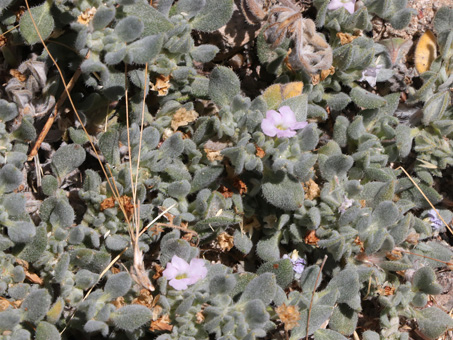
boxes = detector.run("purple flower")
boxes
[261,106,308,138]
[359,64,384,87]
[426,209,443,232]
[338,197,354,214]
[327,0,356,14]
[283,250,306,280]
[163,255,207,290]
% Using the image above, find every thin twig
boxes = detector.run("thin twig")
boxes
[396,166,453,236]
[27,64,84,161]
[139,204,178,237]
[306,255,328,340]
[23,0,120,205]
[153,222,200,246]
[59,246,129,335]
[134,63,149,226]
[124,63,136,233]
[396,248,453,267]
[0,24,20,37]
[22,1,136,335]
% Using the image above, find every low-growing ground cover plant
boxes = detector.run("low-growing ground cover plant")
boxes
[0,0,452,339]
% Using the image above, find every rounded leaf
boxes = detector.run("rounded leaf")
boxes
[208,66,240,107]
[51,144,86,180]
[209,274,236,295]
[412,266,443,295]
[22,289,51,322]
[41,175,58,196]
[191,0,234,32]
[191,44,219,63]
[262,170,304,211]
[105,272,132,299]
[0,99,18,122]
[0,309,21,332]
[19,2,55,45]
[36,321,60,340]
[112,305,152,331]
[7,222,36,244]
[240,273,277,306]
[92,5,115,31]
[0,164,22,193]
[115,16,144,42]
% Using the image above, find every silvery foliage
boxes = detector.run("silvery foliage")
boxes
[0,0,452,339]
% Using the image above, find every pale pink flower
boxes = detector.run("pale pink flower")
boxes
[327,0,356,14]
[163,255,207,290]
[261,106,308,138]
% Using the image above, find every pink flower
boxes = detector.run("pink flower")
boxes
[261,106,308,138]
[327,0,356,14]
[162,255,207,290]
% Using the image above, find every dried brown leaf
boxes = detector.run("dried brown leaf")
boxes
[243,216,261,235]
[10,69,27,82]
[386,250,403,261]
[217,232,234,251]
[171,107,198,131]
[233,178,248,195]
[151,74,171,96]
[218,185,234,198]
[150,314,173,332]
[336,32,358,45]
[132,289,154,308]
[112,296,126,309]
[304,230,319,246]
[100,197,116,211]
[77,7,96,25]
[275,303,300,331]
[303,178,320,200]
[25,271,43,285]
[255,145,265,158]
[0,36,7,48]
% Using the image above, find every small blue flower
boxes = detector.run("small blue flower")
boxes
[338,197,354,214]
[359,64,384,87]
[426,209,443,232]
[283,250,306,280]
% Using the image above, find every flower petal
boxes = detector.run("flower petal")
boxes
[292,121,308,130]
[279,106,296,126]
[265,110,282,124]
[343,2,355,14]
[261,119,279,137]
[188,258,208,281]
[170,255,190,272]
[327,0,342,10]
[169,278,189,290]
[276,129,296,138]
[162,263,178,280]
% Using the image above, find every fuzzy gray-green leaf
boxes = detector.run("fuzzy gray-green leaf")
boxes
[191,0,234,32]
[208,66,240,107]
[240,273,277,306]
[422,91,450,125]
[262,170,304,211]
[350,87,386,109]
[51,144,86,180]
[20,1,55,45]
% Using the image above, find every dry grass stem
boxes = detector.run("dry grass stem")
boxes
[397,166,453,236]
